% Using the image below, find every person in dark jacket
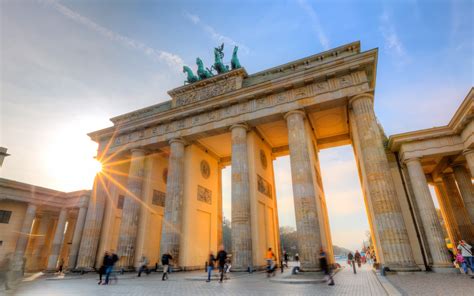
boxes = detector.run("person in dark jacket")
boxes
[216,246,227,283]
[319,248,334,286]
[161,253,173,281]
[354,250,362,268]
[206,252,216,282]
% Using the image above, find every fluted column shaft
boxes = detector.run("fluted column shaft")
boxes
[229,124,253,270]
[32,216,51,270]
[463,149,474,178]
[68,202,88,269]
[405,158,451,268]
[160,139,185,267]
[442,173,474,243]
[117,149,146,269]
[350,94,417,270]
[452,164,474,224]
[76,176,107,269]
[47,208,68,270]
[13,203,37,271]
[285,111,322,270]
[434,181,461,248]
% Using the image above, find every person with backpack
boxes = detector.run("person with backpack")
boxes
[161,252,173,281]
[318,248,334,286]
[457,240,474,277]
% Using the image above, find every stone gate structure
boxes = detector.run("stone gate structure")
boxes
[2,41,472,274]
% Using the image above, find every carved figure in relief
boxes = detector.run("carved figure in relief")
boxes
[183,66,199,84]
[231,46,241,70]
[196,57,214,79]
[212,43,229,74]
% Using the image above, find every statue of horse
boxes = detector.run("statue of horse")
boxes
[183,66,199,84]
[212,43,229,74]
[196,57,213,79]
[231,46,241,70]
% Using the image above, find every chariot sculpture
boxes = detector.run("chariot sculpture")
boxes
[183,43,242,84]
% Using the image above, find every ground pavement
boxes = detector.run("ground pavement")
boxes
[11,262,388,296]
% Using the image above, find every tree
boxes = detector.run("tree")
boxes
[222,217,232,253]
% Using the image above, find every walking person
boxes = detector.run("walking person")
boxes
[319,248,334,286]
[216,245,227,283]
[265,247,276,277]
[103,251,119,285]
[354,250,361,268]
[161,252,172,281]
[347,252,356,274]
[57,258,64,275]
[283,251,289,268]
[206,251,216,282]
[137,255,150,277]
[457,240,474,278]
[98,251,108,285]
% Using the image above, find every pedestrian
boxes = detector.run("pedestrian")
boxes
[283,251,289,268]
[354,250,361,268]
[98,251,108,285]
[295,253,299,263]
[361,250,366,264]
[57,258,64,274]
[104,250,119,285]
[206,251,216,282]
[216,245,227,283]
[455,251,467,273]
[457,240,474,278]
[319,248,334,286]
[347,252,354,266]
[265,247,276,277]
[161,252,173,281]
[137,255,150,277]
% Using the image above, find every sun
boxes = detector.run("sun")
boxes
[92,158,103,174]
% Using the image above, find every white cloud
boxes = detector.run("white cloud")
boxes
[379,10,410,67]
[297,0,330,50]
[40,0,184,69]
[184,11,250,55]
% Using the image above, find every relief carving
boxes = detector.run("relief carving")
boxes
[197,185,212,204]
[257,174,272,198]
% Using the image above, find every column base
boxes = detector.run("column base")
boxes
[431,266,459,273]
[384,263,421,272]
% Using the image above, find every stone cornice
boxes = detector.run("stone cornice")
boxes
[0,177,91,209]
[88,47,377,143]
[388,87,473,152]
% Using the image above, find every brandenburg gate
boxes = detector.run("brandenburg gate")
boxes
[71,41,473,273]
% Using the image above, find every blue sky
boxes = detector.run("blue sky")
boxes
[1,0,472,250]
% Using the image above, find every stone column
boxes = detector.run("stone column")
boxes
[160,138,185,267]
[442,173,474,242]
[229,124,253,270]
[31,215,51,270]
[285,111,322,270]
[217,164,223,248]
[12,203,37,271]
[434,181,461,248]
[350,93,417,271]
[47,208,68,270]
[68,197,89,269]
[117,148,146,269]
[405,158,452,269]
[76,176,107,270]
[452,164,474,224]
[463,149,474,178]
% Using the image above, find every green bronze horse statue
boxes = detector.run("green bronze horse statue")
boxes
[183,65,199,84]
[212,43,229,74]
[231,45,241,70]
[196,57,213,79]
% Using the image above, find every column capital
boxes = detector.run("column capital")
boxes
[463,148,474,157]
[451,162,466,169]
[283,110,306,120]
[349,93,374,107]
[403,157,421,165]
[168,137,185,145]
[130,148,147,155]
[229,123,249,132]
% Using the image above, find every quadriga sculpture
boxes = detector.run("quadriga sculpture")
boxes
[196,57,213,79]
[183,66,199,84]
[231,46,241,70]
[212,43,229,74]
